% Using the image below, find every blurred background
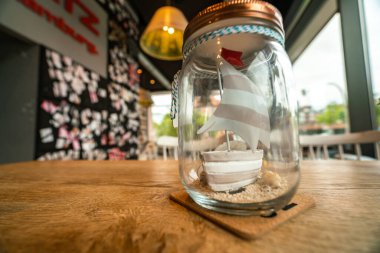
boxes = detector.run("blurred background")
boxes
[0,0,379,163]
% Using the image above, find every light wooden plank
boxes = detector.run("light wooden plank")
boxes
[300,130,380,146]
[0,160,379,253]
[300,131,380,160]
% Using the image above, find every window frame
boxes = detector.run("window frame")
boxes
[286,0,378,132]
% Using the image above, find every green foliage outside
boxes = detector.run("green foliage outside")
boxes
[154,114,178,137]
[194,110,207,127]
[316,104,346,125]
[316,102,380,127]
[154,111,207,138]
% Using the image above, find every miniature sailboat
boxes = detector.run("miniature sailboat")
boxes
[198,56,270,192]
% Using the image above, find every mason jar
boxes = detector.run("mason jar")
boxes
[171,0,300,215]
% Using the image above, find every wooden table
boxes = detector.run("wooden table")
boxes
[0,160,379,253]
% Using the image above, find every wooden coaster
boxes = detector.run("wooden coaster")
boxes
[170,190,315,240]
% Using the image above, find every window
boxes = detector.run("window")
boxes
[151,93,177,137]
[362,0,380,128]
[293,13,348,135]
[151,93,171,124]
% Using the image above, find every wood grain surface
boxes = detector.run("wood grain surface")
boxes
[0,160,379,253]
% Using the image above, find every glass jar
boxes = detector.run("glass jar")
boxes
[171,0,300,215]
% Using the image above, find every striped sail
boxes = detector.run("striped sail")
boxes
[197,59,270,150]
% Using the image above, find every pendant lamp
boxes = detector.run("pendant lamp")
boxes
[140,6,188,61]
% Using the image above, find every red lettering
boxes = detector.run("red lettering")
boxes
[19,0,99,55]
[43,9,58,22]
[73,33,86,43]
[77,4,100,36]
[55,18,70,33]
[84,41,98,54]
[20,0,44,16]
[73,33,99,54]
[64,0,99,36]
[64,0,73,12]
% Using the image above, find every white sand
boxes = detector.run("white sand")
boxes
[191,170,288,203]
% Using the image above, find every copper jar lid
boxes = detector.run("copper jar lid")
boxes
[184,0,284,42]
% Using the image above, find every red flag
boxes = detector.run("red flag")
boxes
[221,48,244,67]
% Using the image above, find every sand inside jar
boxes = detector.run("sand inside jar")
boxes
[190,170,288,203]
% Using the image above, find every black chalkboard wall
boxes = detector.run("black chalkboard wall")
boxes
[36,0,141,160]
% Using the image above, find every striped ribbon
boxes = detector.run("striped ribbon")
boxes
[183,24,284,60]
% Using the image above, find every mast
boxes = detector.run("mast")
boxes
[216,61,231,152]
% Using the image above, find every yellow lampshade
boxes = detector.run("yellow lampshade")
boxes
[140,6,188,61]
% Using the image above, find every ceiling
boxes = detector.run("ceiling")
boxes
[129,0,295,91]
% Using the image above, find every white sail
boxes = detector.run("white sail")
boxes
[197,59,270,149]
